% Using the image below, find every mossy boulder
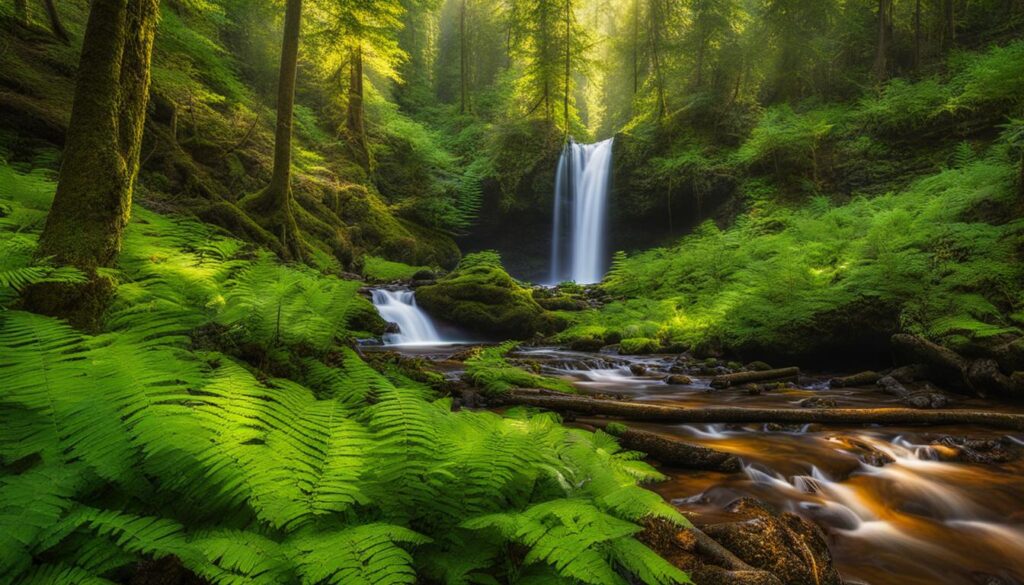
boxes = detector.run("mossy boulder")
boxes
[416,251,565,339]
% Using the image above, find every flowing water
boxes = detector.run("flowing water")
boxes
[370,288,447,346]
[516,348,1024,585]
[550,138,615,284]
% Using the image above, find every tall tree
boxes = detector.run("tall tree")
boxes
[460,0,468,112]
[942,0,955,49]
[872,0,893,81]
[41,0,69,43]
[346,43,371,168]
[27,0,161,327]
[648,0,667,115]
[242,0,303,260]
[13,0,29,26]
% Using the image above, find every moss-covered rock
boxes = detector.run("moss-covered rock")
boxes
[619,337,662,354]
[416,251,565,339]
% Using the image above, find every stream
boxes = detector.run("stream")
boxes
[378,343,1024,585]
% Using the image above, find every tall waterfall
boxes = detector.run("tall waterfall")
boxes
[370,289,446,345]
[549,138,614,284]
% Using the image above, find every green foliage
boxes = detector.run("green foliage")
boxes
[465,342,576,395]
[0,166,688,585]
[563,148,1024,357]
[735,105,833,179]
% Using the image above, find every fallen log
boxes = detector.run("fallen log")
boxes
[579,420,740,472]
[504,389,1024,431]
[710,367,800,389]
[829,370,881,388]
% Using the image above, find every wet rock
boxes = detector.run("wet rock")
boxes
[799,397,838,409]
[744,384,763,396]
[877,375,910,397]
[829,370,881,388]
[764,423,806,432]
[702,499,843,585]
[968,358,1024,400]
[900,382,951,409]
[666,374,693,385]
[745,361,773,372]
[992,338,1024,373]
[383,322,401,334]
[934,436,1022,464]
[891,333,973,394]
[691,567,784,585]
[629,363,648,376]
[889,363,928,383]
[568,337,605,351]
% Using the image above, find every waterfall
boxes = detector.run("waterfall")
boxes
[549,138,614,285]
[370,289,446,345]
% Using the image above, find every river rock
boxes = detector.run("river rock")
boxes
[630,363,649,376]
[967,358,1024,401]
[933,435,1022,464]
[901,383,952,409]
[701,499,843,585]
[800,397,838,408]
[891,333,974,394]
[665,374,693,385]
[877,375,910,397]
[889,363,928,383]
[745,361,773,372]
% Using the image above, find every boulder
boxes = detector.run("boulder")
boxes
[416,251,564,339]
[967,359,1024,401]
[891,334,973,394]
[665,374,693,385]
[630,363,649,376]
[701,499,842,585]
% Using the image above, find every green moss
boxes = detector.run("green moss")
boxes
[362,255,432,282]
[465,342,575,395]
[416,251,565,339]
[619,337,662,355]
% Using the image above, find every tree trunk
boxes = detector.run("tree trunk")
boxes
[942,0,955,49]
[695,33,705,87]
[460,0,468,113]
[872,0,892,82]
[913,0,922,70]
[346,44,370,169]
[631,0,639,95]
[14,0,30,26]
[41,0,69,43]
[648,0,667,116]
[242,0,303,260]
[563,0,571,135]
[500,390,1024,431]
[27,0,160,328]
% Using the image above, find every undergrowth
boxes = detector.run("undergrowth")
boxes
[0,161,690,585]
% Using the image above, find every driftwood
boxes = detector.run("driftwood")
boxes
[710,367,800,389]
[504,389,1024,431]
[578,420,740,472]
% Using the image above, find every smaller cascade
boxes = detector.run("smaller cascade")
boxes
[371,289,446,345]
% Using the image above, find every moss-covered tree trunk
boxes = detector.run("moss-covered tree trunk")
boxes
[872,0,892,82]
[346,43,371,170]
[242,0,303,260]
[14,0,30,26]
[42,0,69,43]
[27,0,160,328]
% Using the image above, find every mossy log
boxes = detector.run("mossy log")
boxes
[504,390,1024,431]
[580,420,740,472]
[829,370,882,388]
[710,367,800,389]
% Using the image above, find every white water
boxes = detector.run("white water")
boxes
[370,289,446,346]
[550,138,614,284]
